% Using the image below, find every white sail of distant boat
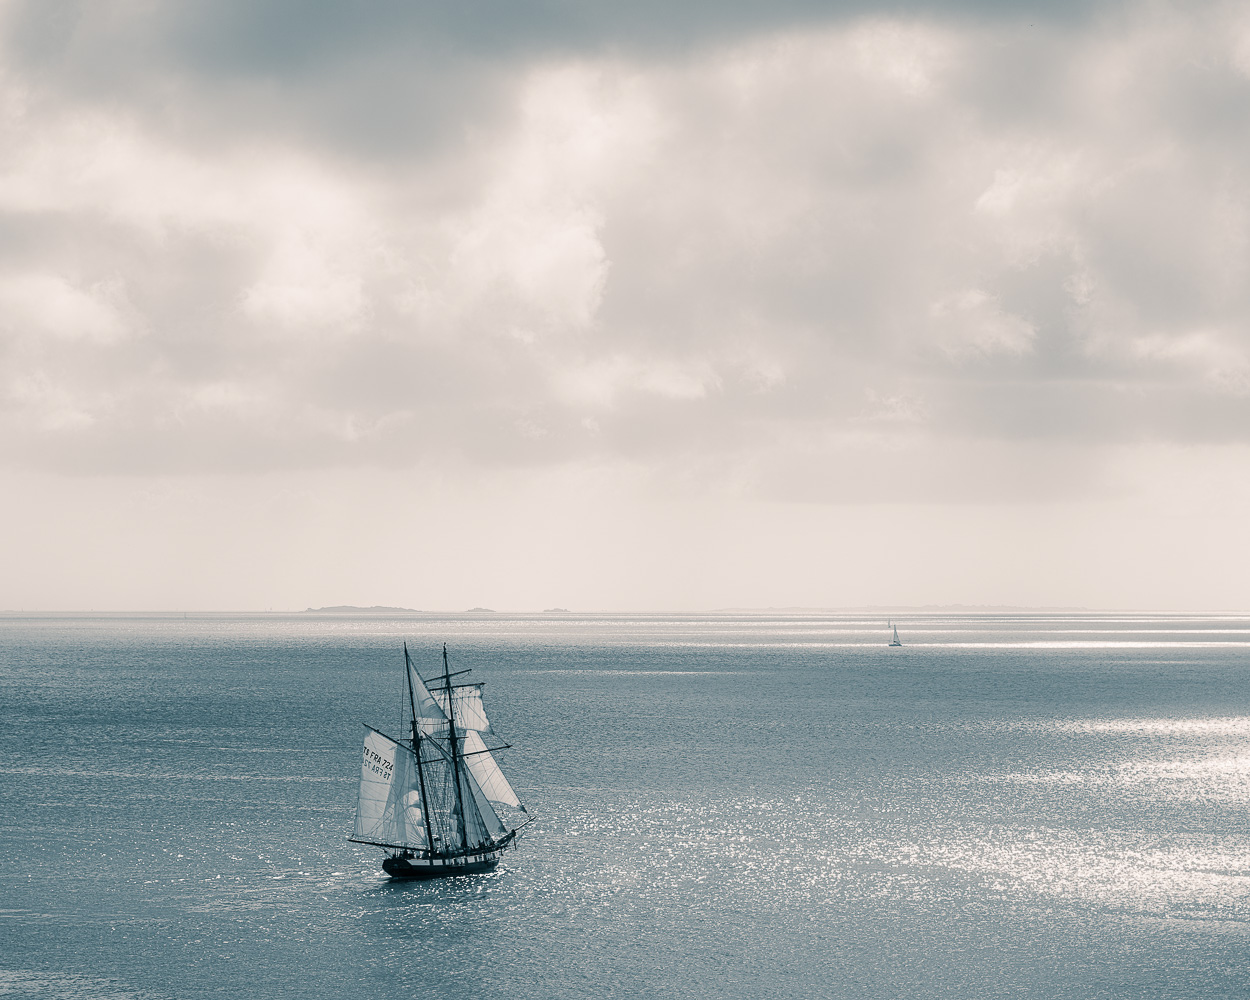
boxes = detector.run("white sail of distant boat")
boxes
[350,643,529,878]
[889,623,902,647]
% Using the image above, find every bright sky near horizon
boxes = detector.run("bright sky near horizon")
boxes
[1,1,1249,611]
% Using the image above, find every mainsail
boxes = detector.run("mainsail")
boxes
[463,765,507,839]
[352,728,428,850]
[463,729,525,811]
[352,644,528,863]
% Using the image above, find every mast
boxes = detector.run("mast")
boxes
[441,642,470,850]
[403,643,437,855]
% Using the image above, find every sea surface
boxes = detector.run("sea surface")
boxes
[2,612,1250,999]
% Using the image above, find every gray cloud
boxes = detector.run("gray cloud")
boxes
[0,1,1108,157]
[1,1,1248,506]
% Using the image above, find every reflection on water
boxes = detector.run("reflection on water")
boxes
[1,612,1249,998]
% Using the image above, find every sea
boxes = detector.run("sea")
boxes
[2,612,1250,999]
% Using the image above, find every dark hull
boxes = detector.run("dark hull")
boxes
[382,852,501,879]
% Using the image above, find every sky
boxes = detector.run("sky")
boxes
[1,0,1249,611]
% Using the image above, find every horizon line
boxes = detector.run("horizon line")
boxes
[3,606,1249,616]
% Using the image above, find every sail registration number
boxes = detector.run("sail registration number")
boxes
[363,746,394,779]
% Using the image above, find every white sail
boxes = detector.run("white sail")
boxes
[433,685,492,733]
[462,764,507,840]
[462,729,524,811]
[407,658,449,735]
[352,728,428,850]
[356,646,528,867]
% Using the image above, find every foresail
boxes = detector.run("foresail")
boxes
[433,685,492,732]
[462,730,525,812]
[353,728,429,850]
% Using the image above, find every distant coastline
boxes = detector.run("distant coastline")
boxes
[711,604,1095,613]
[303,605,420,613]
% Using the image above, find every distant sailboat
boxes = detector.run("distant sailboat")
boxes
[350,643,529,878]
[889,623,902,647]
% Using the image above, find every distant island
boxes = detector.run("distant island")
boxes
[543,607,570,612]
[465,607,496,613]
[304,605,420,613]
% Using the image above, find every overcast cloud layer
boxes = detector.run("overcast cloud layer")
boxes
[1,1,1248,608]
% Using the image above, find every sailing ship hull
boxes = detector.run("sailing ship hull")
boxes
[382,851,502,879]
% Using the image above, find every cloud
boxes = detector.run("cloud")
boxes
[1,1,1248,503]
[0,272,135,344]
[928,288,1036,357]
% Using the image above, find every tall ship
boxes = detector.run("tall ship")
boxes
[350,643,529,878]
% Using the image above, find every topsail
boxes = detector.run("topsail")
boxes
[407,659,449,734]
[433,685,491,732]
